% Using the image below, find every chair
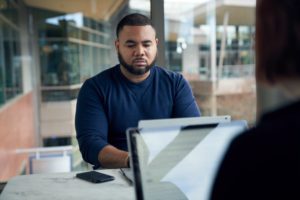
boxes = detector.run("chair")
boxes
[16,146,73,174]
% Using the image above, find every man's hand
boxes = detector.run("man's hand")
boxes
[98,145,129,168]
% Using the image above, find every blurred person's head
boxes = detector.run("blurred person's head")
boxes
[256,0,300,85]
[115,13,158,81]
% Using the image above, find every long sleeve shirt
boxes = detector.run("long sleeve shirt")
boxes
[75,65,201,167]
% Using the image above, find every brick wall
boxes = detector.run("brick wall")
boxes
[0,93,35,181]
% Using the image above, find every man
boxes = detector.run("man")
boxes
[75,13,200,169]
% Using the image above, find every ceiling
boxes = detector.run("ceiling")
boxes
[194,5,255,26]
[24,0,126,21]
[24,0,255,25]
[166,0,255,26]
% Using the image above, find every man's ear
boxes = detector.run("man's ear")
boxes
[115,39,120,52]
[156,38,159,45]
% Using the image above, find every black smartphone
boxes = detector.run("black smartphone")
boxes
[76,171,115,183]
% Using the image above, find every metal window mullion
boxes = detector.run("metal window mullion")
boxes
[0,24,6,103]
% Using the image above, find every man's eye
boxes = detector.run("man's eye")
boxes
[127,44,135,48]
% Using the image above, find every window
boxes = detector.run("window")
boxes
[0,1,22,106]
[27,0,150,102]
[164,0,256,125]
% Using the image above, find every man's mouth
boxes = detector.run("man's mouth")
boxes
[133,59,147,66]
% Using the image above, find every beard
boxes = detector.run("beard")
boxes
[118,52,156,75]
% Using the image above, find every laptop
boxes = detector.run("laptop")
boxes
[126,120,248,200]
[120,116,231,185]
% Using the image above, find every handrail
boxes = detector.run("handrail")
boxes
[16,145,73,159]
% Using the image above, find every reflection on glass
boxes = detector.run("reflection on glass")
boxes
[135,121,247,200]
[165,0,255,77]
[0,1,22,106]
[28,0,151,102]
[164,0,256,125]
[38,12,111,86]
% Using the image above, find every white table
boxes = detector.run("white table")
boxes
[0,169,134,200]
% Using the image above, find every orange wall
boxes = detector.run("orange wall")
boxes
[0,93,35,181]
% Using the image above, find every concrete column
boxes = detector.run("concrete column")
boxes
[207,0,217,116]
[151,0,166,67]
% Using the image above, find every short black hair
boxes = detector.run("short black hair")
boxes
[116,13,155,38]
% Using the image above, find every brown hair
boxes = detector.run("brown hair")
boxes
[255,0,300,84]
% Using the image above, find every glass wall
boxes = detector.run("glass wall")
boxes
[23,0,151,159]
[0,0,23,107]
[31,8,113,101]
[25,0,150,102]
[164,0,256,125]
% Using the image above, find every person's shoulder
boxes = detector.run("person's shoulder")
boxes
[154,66,184,81]
[231,101,300,148]
[93,65,118,80]
[261,100,300,124]
[232,120,282,147]
[154,66,181,76]
[80,66,118,91]
[86,65,118,84]
[252,100,300,139]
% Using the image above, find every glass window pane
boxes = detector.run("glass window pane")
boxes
[164,0,256,125]
[0,1,23,106]
[28,0,150,102]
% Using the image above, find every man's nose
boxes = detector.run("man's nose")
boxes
[134,45,145,56]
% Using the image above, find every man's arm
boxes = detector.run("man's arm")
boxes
[75,80,107,167]
[98,145,129,168]
[76,80,129,168]
[173,74,201,117]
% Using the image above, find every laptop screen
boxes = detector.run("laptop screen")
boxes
[127,120,247,200]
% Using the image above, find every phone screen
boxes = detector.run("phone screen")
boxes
[76,171,115,183]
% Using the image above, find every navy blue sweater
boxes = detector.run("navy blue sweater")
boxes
[75,65,200,167]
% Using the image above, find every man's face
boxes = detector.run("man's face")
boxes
[115,25,158,76]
